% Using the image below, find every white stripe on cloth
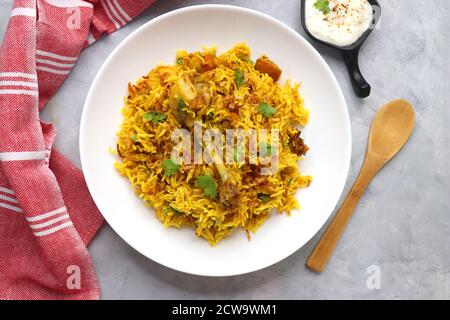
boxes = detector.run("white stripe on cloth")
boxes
[0,194,18,204]
[36,50,78,62]
[0,187,15,195]
[0,151,46,161]
[0,80,38,88]
[100,0,121,29]
[10,7,36,17]
[87,33,96,45]
[44,0,93,9]
[0,201,23,213]
[105,0,126,26]
[26,206,67,222]
[29,214,70,229]
[36,58,74,68]
[33,221,73,237]
[36,66,71,75]
[0,89,38,96]
[0,72,37,80]
[112,0,131,22]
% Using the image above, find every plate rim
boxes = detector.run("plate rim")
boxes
[79,4,352,277]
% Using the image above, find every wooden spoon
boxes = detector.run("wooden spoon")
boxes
[306,99,415,273]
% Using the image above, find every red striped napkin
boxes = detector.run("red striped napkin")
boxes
[0,0,156,300]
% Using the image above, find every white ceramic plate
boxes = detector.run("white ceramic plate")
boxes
[80,5,351,276]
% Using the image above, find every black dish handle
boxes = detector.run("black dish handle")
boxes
[341,49,371,98]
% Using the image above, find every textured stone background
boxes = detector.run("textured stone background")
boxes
[1,0,449,299]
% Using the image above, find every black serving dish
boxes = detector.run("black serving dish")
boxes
[300,0,381,98]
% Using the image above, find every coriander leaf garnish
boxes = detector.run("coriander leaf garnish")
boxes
[314,0,331,15]
[130,133,137,142]
[163,206,184,216]
[234,145,244,163]
[259,142,275,156]
[171,207,184,216]
[258,193,271,203]
[258,102,277,118]
[162,159,180,177]
[196,175,217,199]
[143,111,167,124]
[206,111,214,121]
[234,69,245,88]
[178,99,187,112]
[170,207,184,217]
[176,57,184,65]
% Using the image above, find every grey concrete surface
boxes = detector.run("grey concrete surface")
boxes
[0,0,449,299]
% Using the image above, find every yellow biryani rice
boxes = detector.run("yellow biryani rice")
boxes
[115,43,312,246]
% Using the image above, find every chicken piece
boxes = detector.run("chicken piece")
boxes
[174,77,197,101]
[215,162,238,208]
[289,130,309,156]
[206,144,238,208]
[213,162,228,184]
[169,78,197,128]
[255,55,282,82]
[191,83,211,111]
[219,178,238,208]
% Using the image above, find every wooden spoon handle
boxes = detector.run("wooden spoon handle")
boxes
[306,161,378,273]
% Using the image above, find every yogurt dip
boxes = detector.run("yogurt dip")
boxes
[305,0,374,47]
